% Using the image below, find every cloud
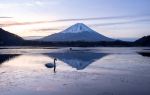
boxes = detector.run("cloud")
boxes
[1,14,150,27]
[0,0,60,9]
[28,18,150,32]
[0,16,12,18]
[32,28,62,31]
[25,1,47,7]
[50,14,150,22]
[0,21,48,27]
[89,18,150,27]
[0,3,26,8]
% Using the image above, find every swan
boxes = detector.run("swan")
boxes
[45,58,57,68]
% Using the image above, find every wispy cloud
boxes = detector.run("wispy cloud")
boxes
[89,18,150,27]
[50,14,150,22]
[1,14,150,27]
[0,16,12,18]
[0,21,47,27]
[30,18,150,32]
[32,28,62,31]
[0,0,61,8]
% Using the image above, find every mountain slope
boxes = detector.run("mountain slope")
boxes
[41,23,114,42]
[135,35,150,46]
[0,28,24,45]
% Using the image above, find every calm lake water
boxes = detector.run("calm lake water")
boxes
[0,47,150,95]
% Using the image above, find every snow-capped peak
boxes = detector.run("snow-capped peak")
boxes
[41,23,114,42]
[61,23,94,33]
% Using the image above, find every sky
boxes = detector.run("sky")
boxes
[0,0,150,41]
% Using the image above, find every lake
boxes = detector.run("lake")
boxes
[0,47,150,95]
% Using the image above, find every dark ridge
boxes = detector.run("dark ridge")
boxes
[134,35,150,46]
[0,28,24,46]
[138,52,150,57]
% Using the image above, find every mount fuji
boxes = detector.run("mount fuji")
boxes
[41,23,114,42]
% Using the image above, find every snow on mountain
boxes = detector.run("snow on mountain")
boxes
[61,23,94,33]
[41,23,114,42]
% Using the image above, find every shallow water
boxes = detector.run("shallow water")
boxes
[0,47,150,95]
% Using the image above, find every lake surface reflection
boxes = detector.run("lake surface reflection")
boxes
[0,47,150,95]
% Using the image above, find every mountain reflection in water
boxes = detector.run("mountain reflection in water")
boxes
[0,54,20,64]
[0,51,108,71]
[46,51,108,70]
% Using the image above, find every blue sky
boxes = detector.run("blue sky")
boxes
[0,0,150,40]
